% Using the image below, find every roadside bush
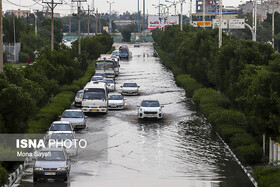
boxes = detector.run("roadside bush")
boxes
[220,125,246,143]
[254,166,280,187]
[230,133,256,148]
[193,88,218,106]
[59,84,80,93]
[19,52,29,63]
[208,109,246,127]
[236,143,263,164]
[72,63,95,88]
[0,164,9,186]
[176,74,203,97]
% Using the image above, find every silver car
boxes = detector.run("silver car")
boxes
[105,78,115,92]
[108,93,125,109]
[75,90,83,107]
[121,83,140,95]
[60,109,86,129]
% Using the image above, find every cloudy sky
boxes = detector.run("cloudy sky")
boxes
[2,0,246,16]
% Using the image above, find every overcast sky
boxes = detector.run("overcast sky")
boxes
[2,0,246,16]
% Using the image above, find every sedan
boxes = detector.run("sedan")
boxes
[60,109,86,130]
[91,76,105,82]
[121,83,140,95]
[47,121,73,138]
[138,100,164,119]
[74,90,83,107]
[108,93,125,109]
[105,78,115,92]
[33,148,70,182]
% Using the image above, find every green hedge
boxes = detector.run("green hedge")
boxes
[254,166,280,187]
[28,63,95,133]
[0,164,9,186]
[175,74,203,97]
[236,144,263,164]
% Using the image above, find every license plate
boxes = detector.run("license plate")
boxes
[44,172,56,176]
[91,109,98,112]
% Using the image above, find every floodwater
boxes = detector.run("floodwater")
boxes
[17,43,253,187]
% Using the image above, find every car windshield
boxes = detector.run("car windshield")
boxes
[109,95,123,100]
[62,111,83,118]
[94,73,105,77]
[123,83,137,87]
[37,151,66,161]
[105,80,114,84]
[141,101,160,107]
[50,133,74,141]
[83,88,106,100]
[50,124,71,131]
[91,77,103,81]
[76,92,83,98]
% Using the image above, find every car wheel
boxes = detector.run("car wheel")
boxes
[33,176,38,183]
[64,175,68,182]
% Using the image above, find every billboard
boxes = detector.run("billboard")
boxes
[192,21,212,28]
[148,15,179,30]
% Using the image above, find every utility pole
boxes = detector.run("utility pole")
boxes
[34,10,38,36]
[138,0,140,32]
[190,0,192,25]
[78,4,81,54]
[272,0,275,48]
[252,0,257,40]
[180,0,183,30]
[106,1,115,34]
[203,0,205,29]
[88,5,90,36]
[219,0,223,48]
[143,0,146,39]
[0,0,3,72]
[43,0,62,51]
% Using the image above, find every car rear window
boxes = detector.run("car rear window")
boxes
[50,124,71,131]
[123,83,137,87]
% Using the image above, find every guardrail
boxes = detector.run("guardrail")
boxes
[1,157,31,187]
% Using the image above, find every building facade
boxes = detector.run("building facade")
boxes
[6,9,30,17]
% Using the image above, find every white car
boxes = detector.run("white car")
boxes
[48,131,78,157]
[91,76,105,82]
[108,93,125,109]
[138,100,163,119]
[121,83,140,95]
[74,90,83,107]
[47,121,73,140]
[105,78,115,92]
[60,109,86,130]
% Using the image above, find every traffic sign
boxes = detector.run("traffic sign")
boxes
[212,19,228,29]
[193,21,212,28]
[229,19,245,29]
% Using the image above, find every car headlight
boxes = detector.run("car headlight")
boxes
[33,167,43,171]
[57,167,68,171]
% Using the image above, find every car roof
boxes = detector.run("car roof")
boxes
[63,109,83,112]
[52,121,71,124]
[52,131,74,134]
[108,92,122,96]
[123,82,137,84]
[142,100,159,102]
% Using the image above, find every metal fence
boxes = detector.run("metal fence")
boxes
[3,43,21,62]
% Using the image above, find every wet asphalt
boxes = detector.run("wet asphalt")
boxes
[17,43,253,187]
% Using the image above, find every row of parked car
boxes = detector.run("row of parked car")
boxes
[32,45,164,182]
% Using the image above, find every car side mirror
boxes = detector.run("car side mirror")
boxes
[85,116,88,119]
[120,86,123,88]
[138,86,140,88]
[161,106,164,108]
[137,105,140,107]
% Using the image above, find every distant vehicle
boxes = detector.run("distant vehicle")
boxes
[47,121,73,138]
[111,50,120,59]
[60,109,86,129]
[138,100,163,119]
[94,72,106,78]
[134,43,140,47]
[121,83,140,95]
[49,131,78,156]
[96,58,116,78]
[104,78,115,92]
[33,148,70,182]
[82,82,108,114]
[108,93,125,109]
[119,45,131,59]
[91,76,105,82]
[74,90,83,107]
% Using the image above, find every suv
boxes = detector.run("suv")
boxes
[138,100,163,119]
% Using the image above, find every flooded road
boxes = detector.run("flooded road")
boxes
[18,43,253,187]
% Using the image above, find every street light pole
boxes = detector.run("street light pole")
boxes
[138,0,140,32]
[78,4,81,54]
[219,0,223,48]
[107,1,115,34]
[190,0,192,25]
[180,0,183,31]
[143,0,146,39]
[272,0,275,48]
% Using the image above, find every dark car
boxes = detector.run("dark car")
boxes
[33,148,70,182]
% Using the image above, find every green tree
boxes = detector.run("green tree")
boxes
[121,29,131,42]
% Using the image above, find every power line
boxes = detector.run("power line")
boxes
[4,0,38,8]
